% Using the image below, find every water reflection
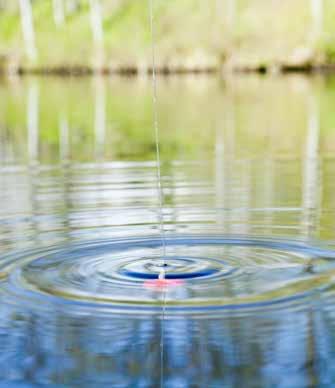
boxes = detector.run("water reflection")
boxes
[27,82,39,163]
[1,301,335,387]
[2,74,335,164]
[0,75,335,386]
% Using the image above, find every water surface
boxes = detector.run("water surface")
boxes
[1,74,335,387]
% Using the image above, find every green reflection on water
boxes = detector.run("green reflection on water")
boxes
[0,74,334,163]
[0,74,335,241]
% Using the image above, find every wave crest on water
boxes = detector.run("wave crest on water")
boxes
[0,235,335,316]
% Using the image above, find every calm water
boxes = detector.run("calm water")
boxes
[1,74,335,387]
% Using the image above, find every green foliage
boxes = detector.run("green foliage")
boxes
[323,38,335,63]
[0,0,333,69]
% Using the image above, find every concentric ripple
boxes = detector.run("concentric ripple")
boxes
[1,235,335,313]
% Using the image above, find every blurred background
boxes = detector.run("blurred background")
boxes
[0,0,335,73]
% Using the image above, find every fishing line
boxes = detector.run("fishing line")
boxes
[149,1,167,387]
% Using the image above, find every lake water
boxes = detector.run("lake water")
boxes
[1,74,335,387]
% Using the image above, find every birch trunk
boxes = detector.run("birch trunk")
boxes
[311,0,323,40]
[226,0,235,31]
[53,0,65,27]
[89,0,103,43]
[18,0,37,61]
[89,0,104,68]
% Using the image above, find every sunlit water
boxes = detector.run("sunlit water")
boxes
[1,75,335,387]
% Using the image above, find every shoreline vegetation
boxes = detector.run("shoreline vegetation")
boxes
[1,0,335,77]
[2,62,335,77]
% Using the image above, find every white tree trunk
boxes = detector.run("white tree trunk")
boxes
[18,0,37,61]
[53,0,65,27]
[89,0,103,45]
[89,0,104,68]
[216,0,235,29]
[311,0,323,40]
[226,0,235,31]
